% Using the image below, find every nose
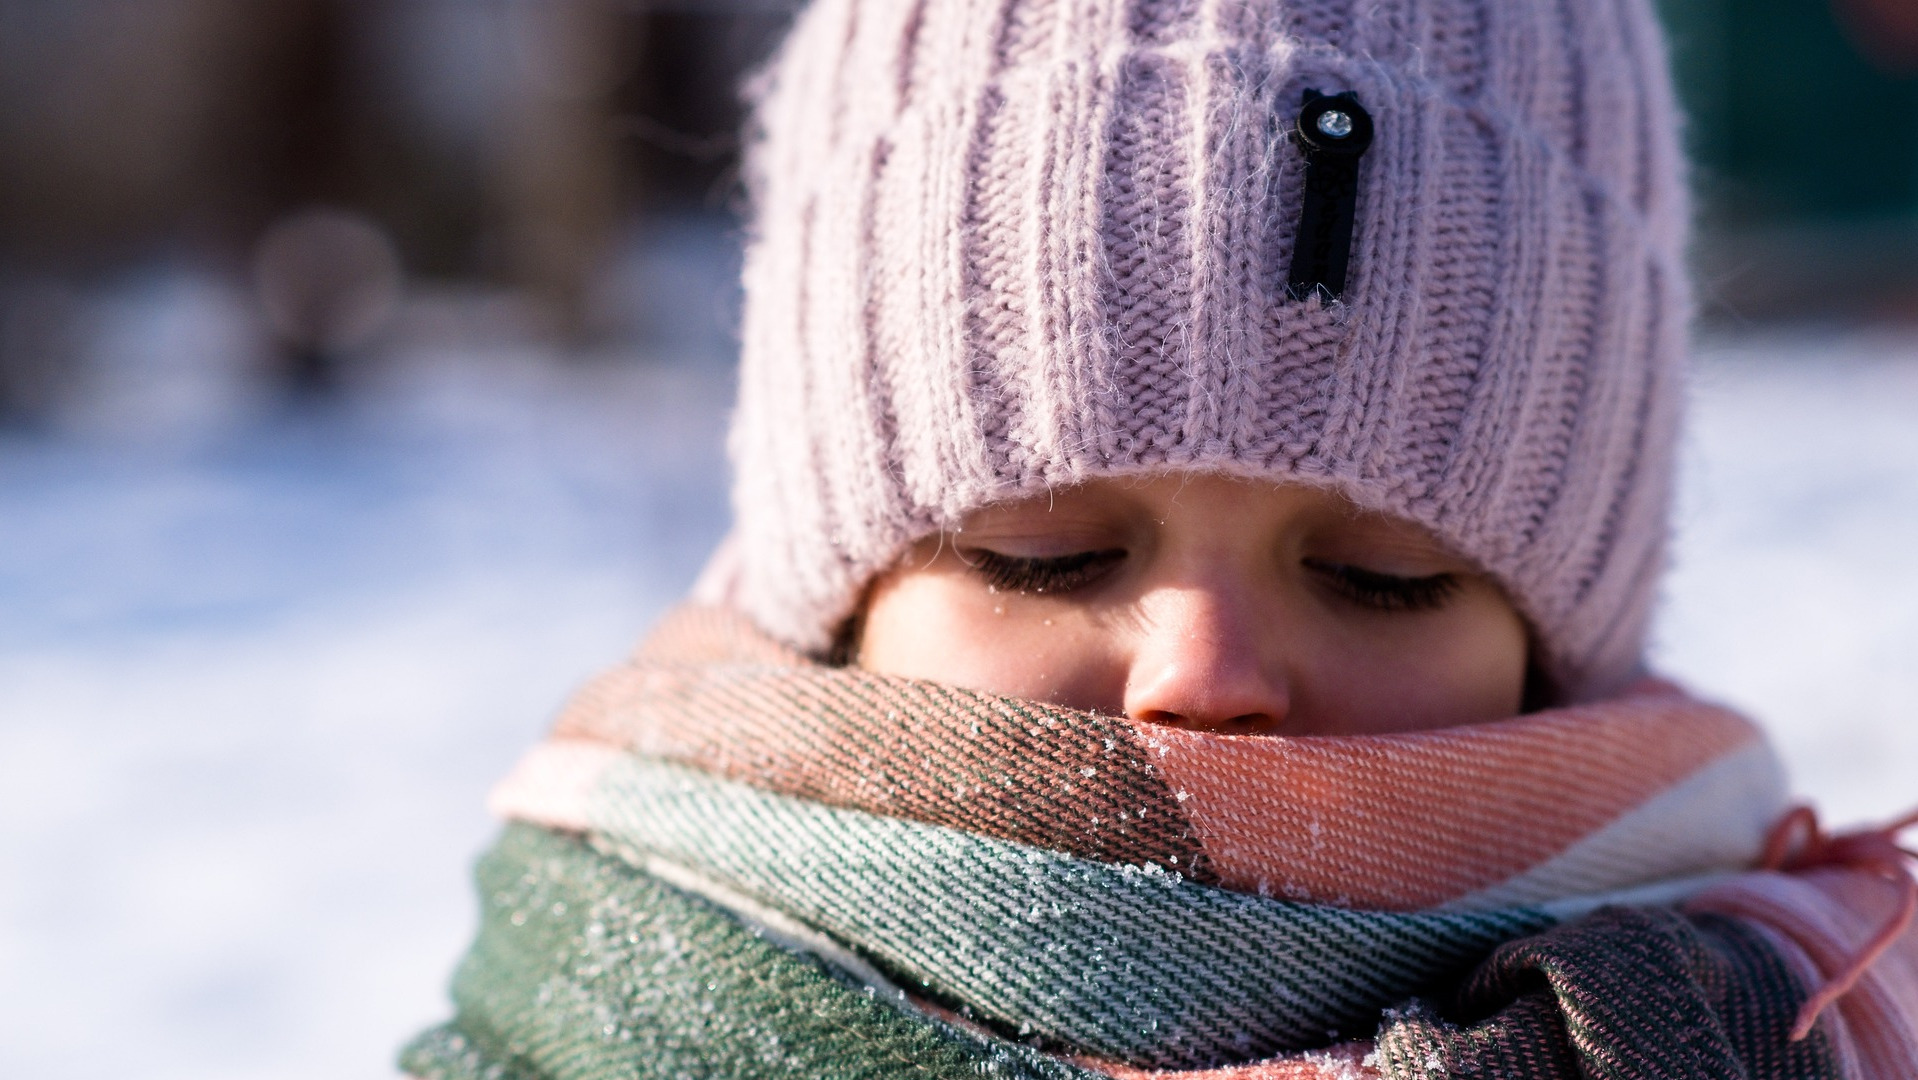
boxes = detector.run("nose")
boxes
[1121,584,1291,733]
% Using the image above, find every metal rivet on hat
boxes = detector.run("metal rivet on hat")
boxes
[1316,110,1354,139]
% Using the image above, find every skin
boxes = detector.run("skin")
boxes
[856,473,1531,736]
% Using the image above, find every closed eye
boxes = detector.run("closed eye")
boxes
[1302,557,1460,613]
[959,548,1127,595]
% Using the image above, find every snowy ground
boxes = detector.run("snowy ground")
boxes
[1659,332,1918,822]
[1,276,1915,1078]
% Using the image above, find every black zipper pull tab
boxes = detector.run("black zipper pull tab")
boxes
[1285,90,1374,302]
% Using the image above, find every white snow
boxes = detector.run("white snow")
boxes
[0,302,734,1079]
[1,294,1915,1078]
[1659,331,1918,824]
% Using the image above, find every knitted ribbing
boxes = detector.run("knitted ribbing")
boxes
[729,0,1691,700]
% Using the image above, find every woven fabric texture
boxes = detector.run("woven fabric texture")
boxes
[730,0,1690,700]
[403,608,1918,1078]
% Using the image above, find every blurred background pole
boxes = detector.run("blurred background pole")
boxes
[493,0,629,346]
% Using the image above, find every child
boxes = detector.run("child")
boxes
[402,0,1918,1076]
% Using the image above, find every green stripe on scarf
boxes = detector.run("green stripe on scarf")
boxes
[400,824,1099,1080]
[578,757,1557,1067]
[405,820,1840,1080]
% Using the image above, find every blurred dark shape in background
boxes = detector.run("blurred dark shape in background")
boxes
[0,0,797,424]
[1658,0,1918,323]
[1,0,1916,426]
[254,208,405,393]
[1830,0,1918,74]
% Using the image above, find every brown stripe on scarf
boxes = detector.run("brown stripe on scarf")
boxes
[549,607,1772,908]
[556,605,1217,878]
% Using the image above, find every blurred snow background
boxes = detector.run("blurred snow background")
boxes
[1,242,1915,1078]
[0,223,741,1080]
[1661,333,1918,820]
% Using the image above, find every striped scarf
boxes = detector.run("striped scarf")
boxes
[401,606,1918,1079]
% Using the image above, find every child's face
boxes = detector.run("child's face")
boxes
[857,473,1530,736]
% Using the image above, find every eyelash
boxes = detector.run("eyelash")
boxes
[1302,558,1460,613]
[960,549,1458,613]
[960,549,1127,594]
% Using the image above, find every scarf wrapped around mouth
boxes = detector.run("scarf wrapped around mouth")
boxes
[401,606,1918,1079]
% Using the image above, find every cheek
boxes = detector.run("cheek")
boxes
[858,572,1125,710]
[1313,592,1530,732]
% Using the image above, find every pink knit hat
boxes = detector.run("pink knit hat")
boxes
[728,0,1690,702]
